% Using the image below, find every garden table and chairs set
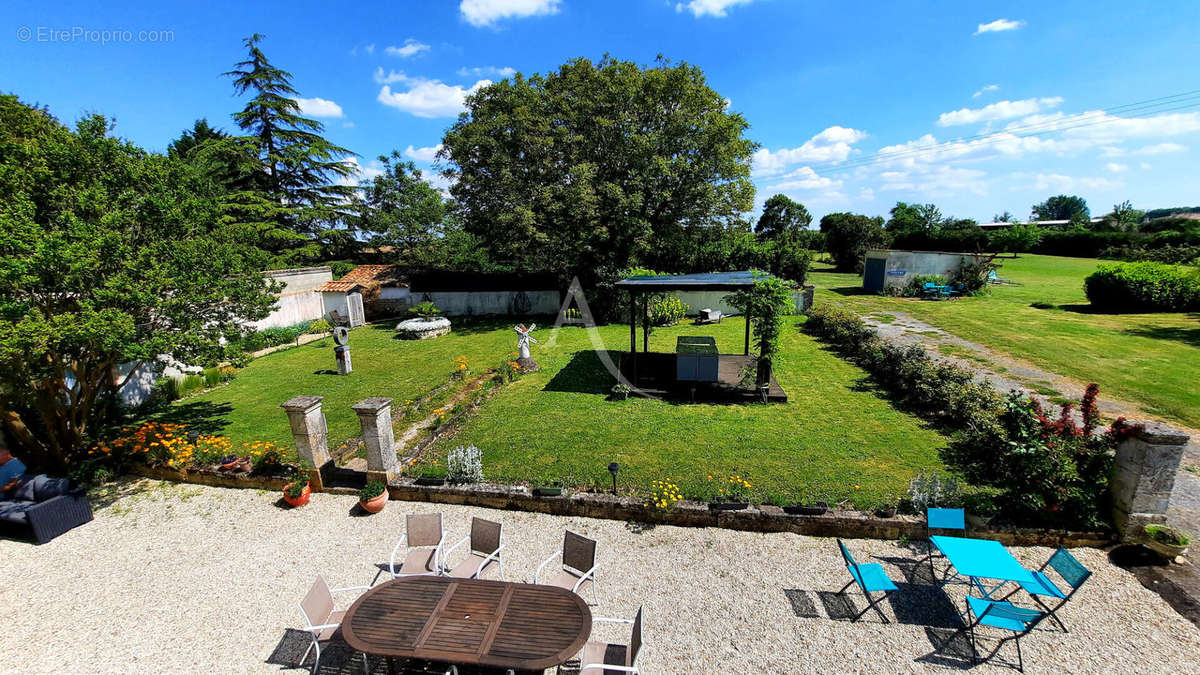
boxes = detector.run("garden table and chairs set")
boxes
[837,507,1092,672]
[295,514,642,675]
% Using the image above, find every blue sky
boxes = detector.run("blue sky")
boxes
[4,0,1199,223]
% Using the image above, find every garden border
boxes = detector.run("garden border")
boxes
[125,463,1112,547]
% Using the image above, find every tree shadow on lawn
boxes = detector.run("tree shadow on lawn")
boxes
[1122,325,1200,347]
[543,349,618,395]
[143,400,234,437]
[825,286,875,297]
[371,314,559,339]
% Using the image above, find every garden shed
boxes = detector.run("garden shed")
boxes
[862,249,990,294]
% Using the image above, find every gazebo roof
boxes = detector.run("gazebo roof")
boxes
[614,270,772,292]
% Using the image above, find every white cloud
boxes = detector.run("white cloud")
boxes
[878,165,988,197]
[1133,142,1187,155]
[938,97,1063,126]
[460,0,561,27]
[1106,162,1128,173]
[975,19,1024,35]
[767,166,842,192]
[675,0,756,18]
[365,44,375,55]
[385,39,430,58]
[378,77,492,118]
[1023,172,1123,193]
[374,67,411,85]
[1140,162,1152,170]
[404,144,443,162]
[293,97,344,118]
[339,157,385,186]
[753,126,867,175]
[457,65,516,78]
[972,84,999,98]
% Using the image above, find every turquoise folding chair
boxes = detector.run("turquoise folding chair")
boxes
[925,508,965,583]
[836,539,898,623]
[1000,547,1091,633]
[957,595,1048,672]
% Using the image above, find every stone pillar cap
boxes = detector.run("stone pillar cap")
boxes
[352,397,394,414]
[1130,420,1191,445]
[280,395,324,412]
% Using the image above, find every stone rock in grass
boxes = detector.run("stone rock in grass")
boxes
[395,317,451,340]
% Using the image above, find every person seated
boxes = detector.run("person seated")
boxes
[0,447,27,500]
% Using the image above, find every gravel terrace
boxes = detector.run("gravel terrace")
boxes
[3,479,1198,674]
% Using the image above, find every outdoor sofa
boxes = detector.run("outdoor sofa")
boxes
[0,474,93,543]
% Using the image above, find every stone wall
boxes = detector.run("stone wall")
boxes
[1111,420,1190,541]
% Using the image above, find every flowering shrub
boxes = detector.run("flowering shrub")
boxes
[708,473,752,503]
[644,479,681,510]
[943,387,1119,528]
[242,440,286,469]
[452,355,470,379]
[92,422,289,473]
[447,444,484,484]
[495,356,523,383]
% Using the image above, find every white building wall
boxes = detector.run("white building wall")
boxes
[668,290,809,316]
[864,250,987,292]
[252,267,333,330]
[414,290,560,316]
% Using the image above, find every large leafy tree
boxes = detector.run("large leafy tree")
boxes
[755,194,812,241]
[353,152,449,264]
[820,212,889,273]
[1031,194,1089,222]
[224,34,356,258]
[0,96,277,470]
[886,201,943,234]
[440,56,757,296]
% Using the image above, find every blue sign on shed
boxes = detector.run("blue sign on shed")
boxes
[887,269,907,276]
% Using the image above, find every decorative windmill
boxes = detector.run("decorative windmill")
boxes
[514,323,540,372]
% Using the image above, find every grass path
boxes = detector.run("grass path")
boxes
[809,255,1200,428]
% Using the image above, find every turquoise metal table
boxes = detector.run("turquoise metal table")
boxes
[930,535,1037,598]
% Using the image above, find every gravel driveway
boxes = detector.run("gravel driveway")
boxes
[3,479,1197,674]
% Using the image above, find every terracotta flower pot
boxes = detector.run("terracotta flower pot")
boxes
[360,491,388,514]
[283,482,311,507]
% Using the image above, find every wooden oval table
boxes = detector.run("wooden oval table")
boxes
[342,576,592,673]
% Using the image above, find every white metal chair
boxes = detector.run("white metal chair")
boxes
[578,606,643,674]
[534,530,599,604]
[298,575,371,674]
[390,513,446,578]
[444,516,505,580]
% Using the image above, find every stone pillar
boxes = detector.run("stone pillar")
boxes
[1111,421,1190,541]
[352,397,397,483]
[280,395,331,489]
[335,345,353,375]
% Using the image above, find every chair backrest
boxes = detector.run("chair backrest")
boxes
[927,507,965,531]
[1047,547,1091,590]
[407,513,443,548]
[563,530,597,573]
[300,576,333,627]
[836,539,856,567]
[470,517,502,555]
[628,606,643,667]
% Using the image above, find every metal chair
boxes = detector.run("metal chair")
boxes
[390,513,446,578]
[956,595,1048,672]
[298,575,371,674]
[444,516,505,580]
[1000,547,1091,632]
[578,606,643,674]
[535,530,600,604]
[836,539,898,623]
[925,507,966,583]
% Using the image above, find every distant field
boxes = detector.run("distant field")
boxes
[809,255,1200,428]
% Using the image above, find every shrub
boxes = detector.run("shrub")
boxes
[951,257,999,296]
[359,480,386,501]
[1084,261,1200,312]
[447,444,484,484]
[1145,524,1191,547]
[410,301,442,319]
[901,274,947,297]
[820,212,889,273]
[942,390,1120,529]
[308,317,332,334]
[648,296,689,326]
[907,471,961,511]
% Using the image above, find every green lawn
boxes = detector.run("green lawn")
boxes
[425,318,950,508]
[809,254,1200,428]
[147,321,518,450]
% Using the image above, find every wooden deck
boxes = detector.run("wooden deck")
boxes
[619,352,788,403]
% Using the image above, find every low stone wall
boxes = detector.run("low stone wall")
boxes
[126,462,1110,547]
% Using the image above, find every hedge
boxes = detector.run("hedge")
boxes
[1084,261,1200,312]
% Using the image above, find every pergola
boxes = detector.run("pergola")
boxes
[614,270,780,394]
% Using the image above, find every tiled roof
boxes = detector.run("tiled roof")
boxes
[340,264,404,284]
[315,280,366,292]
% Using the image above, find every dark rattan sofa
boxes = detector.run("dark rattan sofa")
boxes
[0,474,93,543]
